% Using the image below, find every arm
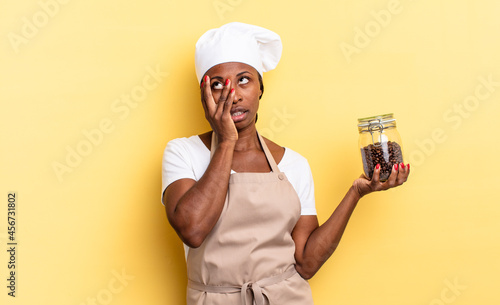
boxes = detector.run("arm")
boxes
[164,141,234,248]
[164,76,237,248]
[293,163,410,279]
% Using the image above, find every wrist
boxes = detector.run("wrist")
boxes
[212,130,237,146]
[349,184,363,201]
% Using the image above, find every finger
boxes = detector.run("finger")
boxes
[223,88,235,117]
[371,164,381,184]
[217,78,231,105]
[202,76,216,115]
[382,163,399,189]
[396,162,408,184]
[214,79,232,120]
[214,85,226,119]
[200,81,209,117]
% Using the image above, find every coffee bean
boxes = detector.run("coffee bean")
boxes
[360,141,403,181]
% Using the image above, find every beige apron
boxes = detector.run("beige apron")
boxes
[186,131,314,305]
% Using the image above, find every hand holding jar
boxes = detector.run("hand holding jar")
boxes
[353,114,410,198]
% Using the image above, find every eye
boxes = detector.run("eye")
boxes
[211,81,223,90]
[239,77,249,85]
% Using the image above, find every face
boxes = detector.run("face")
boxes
[203,62,262,129]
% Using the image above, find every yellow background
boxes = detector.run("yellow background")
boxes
[1,0,499,304]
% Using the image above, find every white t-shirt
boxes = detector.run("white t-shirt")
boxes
[161,135,317,216]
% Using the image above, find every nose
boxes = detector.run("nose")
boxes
[231,87,242,104]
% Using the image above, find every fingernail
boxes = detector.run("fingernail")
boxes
[200,81,204,88]
[205,75,208,82]
[225,79,230,86]
[230,88,235,93]
[407,164,410,170]
[401,162,405,169]
[394,164,398,171]
[376,164,380,170]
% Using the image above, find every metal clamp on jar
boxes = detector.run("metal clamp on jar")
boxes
[357,113,404,181]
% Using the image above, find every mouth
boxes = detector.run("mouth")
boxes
[230,108,248,122]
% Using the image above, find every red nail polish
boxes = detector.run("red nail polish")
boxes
[230,88,235,93]
[407,164,410,170]
[225,79,230,86]
[205,75,208,82]
[394,164,398,171]
[401,163,405,169]
[200,81,204,88]
[376,164,380,170]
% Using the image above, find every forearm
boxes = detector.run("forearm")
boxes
[298,186,361,278]
[169,141,235,247]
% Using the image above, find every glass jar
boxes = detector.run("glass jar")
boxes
[357,113,404,181]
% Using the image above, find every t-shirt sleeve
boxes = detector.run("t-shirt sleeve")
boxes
[296,158,317,216]
[161,139,196,206]
[280,148,317,216]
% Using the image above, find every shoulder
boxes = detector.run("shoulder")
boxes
[197,131,212,150]
[164,134,208,157]
[281,147,311,170]
[262,136,286,164]
[278,145,316,215]
[261,136,310,170]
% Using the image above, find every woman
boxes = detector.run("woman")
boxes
[162,22,410,305]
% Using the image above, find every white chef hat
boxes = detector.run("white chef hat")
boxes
[195,22,282,84]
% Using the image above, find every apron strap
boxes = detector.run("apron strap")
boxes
[256,132,280,173]
[209,131,281,173]
[188,265,297,305]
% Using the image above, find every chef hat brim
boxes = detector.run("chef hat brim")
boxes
[195,22,282,83]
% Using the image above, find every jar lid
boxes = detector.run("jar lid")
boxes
[357,113,395,127]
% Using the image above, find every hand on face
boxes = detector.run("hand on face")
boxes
[352,163,410,198]
[200,62,262,144]
[201,75,238,144]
